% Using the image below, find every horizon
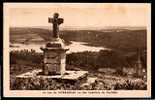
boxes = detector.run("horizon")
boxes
[10,25,147,30]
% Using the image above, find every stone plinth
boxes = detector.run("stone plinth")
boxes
[13,69,89,90]
[41,38,69,76]
[16,69,88,81]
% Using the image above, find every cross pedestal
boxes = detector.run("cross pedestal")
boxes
[41,38,69,76]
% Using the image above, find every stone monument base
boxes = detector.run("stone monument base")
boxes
[13,69,91,90]
[16,69,88,81]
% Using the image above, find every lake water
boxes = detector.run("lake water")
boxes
[10,41,110,54]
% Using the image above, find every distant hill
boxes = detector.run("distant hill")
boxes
[10,27,51,44]
[20,26,146,31]
[10,27,147,52]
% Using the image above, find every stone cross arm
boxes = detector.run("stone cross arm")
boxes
[48,18,64,25]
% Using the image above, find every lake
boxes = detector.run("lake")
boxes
[10,41,110,54]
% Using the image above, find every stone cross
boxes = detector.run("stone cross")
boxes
[49,13,64,38]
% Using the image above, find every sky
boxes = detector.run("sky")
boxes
[8,3,150,28]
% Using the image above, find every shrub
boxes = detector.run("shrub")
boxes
[114,79,147,90]
[10,49,43,65]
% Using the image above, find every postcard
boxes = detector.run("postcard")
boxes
[3,3,151,97]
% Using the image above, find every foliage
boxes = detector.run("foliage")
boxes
[114,79,147,90]
[66,50,146,73]
[11,77,80,90]
[10,76,146,90]
[10,49,43,65]
[10,49,147,90]
[10,48,146,76]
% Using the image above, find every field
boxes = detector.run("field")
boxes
[10,27,147,90]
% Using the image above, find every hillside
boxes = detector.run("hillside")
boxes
[10,27,147,71]
[10,27,51,44]
[10,27,147,90]
[10,27,147,52]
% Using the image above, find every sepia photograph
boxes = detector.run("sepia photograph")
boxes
[3,3,151,97]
